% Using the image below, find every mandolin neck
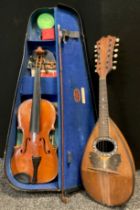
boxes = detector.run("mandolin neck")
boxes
[30,67,41,133]
[99,78,109,137]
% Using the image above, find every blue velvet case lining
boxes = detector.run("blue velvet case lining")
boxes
[5,5,96,191]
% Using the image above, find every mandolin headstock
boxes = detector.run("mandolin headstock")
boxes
[94,35,120,78]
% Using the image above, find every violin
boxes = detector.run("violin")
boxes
[11,47,58,184]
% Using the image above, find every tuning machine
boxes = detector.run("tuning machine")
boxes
[113,38,119,70]
[116,38,120,42]
[114,48,118,52]
[113,56,118,70]
[115,38,120,47]
[112,66,117,70]
[94,54,98,58]
[113,54,118,58]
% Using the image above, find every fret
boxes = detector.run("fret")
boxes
[99,78,109,137]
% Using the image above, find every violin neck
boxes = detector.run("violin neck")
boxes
[30,67,41,133]
[99,77,109,137]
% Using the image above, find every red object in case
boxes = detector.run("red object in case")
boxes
[41,28,55,40]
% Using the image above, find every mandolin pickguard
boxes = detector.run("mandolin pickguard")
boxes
[89,152,121,172]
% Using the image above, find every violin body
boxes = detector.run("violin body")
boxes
[11,99,58,184]
[81,118,135,206]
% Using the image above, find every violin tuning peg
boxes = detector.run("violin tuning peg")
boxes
[116,38,120,42]
[113,54,118,58]
[114,48,118,52]
[94,45,97,49]
[95,59,98,63]
[115,43,119,47]
[113,60,117,64]
[112,66,117,70]
[95,69,97,72]
[94,49,97,52]
[94,54,98,57]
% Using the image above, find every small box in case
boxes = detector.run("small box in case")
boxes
[41,28,55,40]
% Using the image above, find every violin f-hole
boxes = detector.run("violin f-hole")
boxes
[40,137,51,154]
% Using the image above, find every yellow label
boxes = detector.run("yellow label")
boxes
[81,87,86,104]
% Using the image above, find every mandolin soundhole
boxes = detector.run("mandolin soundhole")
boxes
[94,138,117,155]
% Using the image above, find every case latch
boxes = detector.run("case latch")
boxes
[61,29,80,43]
[67,151,73,164]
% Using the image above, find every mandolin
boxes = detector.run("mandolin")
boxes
[11,47,58,184]
[81,36,135,206]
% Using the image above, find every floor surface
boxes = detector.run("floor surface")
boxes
[1,159,140,210]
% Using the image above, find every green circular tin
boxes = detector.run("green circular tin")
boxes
[37,13,55,29]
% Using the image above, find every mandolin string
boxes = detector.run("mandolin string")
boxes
[104,64,109,204]
[106,75,110,204]
[97,41,105,202]
[103,78,106,203]
[106,39,113,205]
[101,39,110,203]
[99,77,105,203]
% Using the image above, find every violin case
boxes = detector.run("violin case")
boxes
[4,4,96,194]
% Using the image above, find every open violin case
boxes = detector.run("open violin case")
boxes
[4,4,96,195]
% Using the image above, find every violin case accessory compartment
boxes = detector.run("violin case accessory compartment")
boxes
[4,4,96,196]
